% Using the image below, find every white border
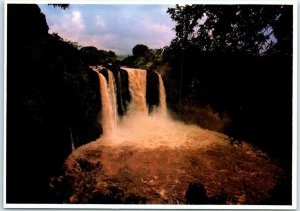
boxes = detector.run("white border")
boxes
[3,0,299,4]
[3,0,7,208]
[2,204,298,209]
[3,0,298,209]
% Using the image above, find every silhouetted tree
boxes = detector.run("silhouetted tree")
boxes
[132,44,151,58]
[167,4,292,56]
[48,4,70,10]
[80,46,117,65]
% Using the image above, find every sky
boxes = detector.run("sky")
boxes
[39,4,176,55]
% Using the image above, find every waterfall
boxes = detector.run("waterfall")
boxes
[107,70,118,124]
[94,67,210,149]
[95,67,168,139]
[92,67,230,151]
[122,67,147,114]
[157,73,167,115]
[97,72,115,136]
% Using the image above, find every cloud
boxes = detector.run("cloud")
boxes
[95,15,105,28]
[49,10,85,41]
[39,4,176,54]
[79,34,120,52]
[138,19,175,48]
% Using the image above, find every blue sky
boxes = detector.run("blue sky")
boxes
[39,4,176,55]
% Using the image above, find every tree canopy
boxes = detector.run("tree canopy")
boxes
[48,4,70,10]
[132,44,151,58]
[162,4,293,163]
[80,46,117,65]
[121,44,165,70]
[167,4,292,56]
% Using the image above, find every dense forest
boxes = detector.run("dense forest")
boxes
[164,5,293,161]
[6,4,292,204]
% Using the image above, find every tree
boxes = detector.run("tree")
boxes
[163,4,293,112]
[79,46,117,65]
[48,4,70,10]
[80,46,101,65]
[132,44,151,58]
[167,4,292,56]
[108,50,117,61]
[163,4,293,167]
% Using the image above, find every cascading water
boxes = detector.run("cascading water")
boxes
[122,67,148,114]
[157,73,167,115]
[107,70,118,124]
[96,67,222,149]
[95,67,218,149]
[97,71,116,136]
[95,67,176,145]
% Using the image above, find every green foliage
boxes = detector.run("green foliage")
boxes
[122,44,164,70]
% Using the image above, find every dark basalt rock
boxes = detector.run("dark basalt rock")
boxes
[146,70,160,113]
[100,68,109,82]
[119,68,131,115]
